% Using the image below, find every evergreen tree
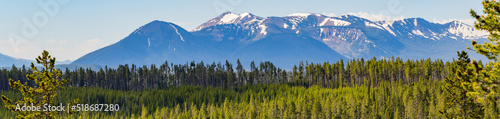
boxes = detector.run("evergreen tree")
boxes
[470,0,500,104]
[440,51,484,118]
[1,50,78,119]
[236,59,244,86]
[312,98,323,119]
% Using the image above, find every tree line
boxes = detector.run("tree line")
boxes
[0,57,462,91]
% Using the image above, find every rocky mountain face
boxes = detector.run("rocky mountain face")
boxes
[195,12,488,60]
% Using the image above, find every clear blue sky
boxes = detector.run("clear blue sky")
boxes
[0,0,484,61]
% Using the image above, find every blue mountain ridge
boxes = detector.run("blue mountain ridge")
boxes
[71,19,347,69]
[65,12,490,69]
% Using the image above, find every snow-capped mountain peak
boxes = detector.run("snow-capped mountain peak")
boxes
[239,12,252,18]
[133,20,179,35]
[218,12,256,23]
[68,12,493,69]
[287,13,322,17]
[192,12,263,31]
[369,18,488,40]
[219,12,239,23]
[189,12,489,60]
[445,20,488,39]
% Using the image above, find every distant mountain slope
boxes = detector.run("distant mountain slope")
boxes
[0,53,33,67]
[0,52,72,69]
[72,20,221,67]
[72,19,346,68]
[231,34,346,67]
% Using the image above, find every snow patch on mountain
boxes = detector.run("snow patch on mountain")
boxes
[287,13,315,17]
[411,30,429,38]
[364,21,383,29]
[239,12,251,18]
[412,30,423,36]
[220,12,239,23]
[287,16,307,26]
[432,18,476,26]
[346,12,406,21]
[148,38,151,47]
[218,12,254,24]
[169,24,185,42]
[319,18,351,26]
[381,22,396,36]
[446,21,488,39]
[259,24,268,35]
[192,12,263,31]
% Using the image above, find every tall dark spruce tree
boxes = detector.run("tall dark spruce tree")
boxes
[441,51,484,118]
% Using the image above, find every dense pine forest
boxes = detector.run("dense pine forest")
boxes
[0,57,451,91]
[1,54,499,118]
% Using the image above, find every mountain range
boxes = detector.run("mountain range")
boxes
[1,12,490,69]
[0,53,72,68]
[0,53,33,68]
